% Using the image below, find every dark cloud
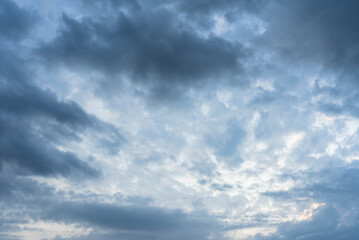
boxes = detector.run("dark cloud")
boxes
[261,163,359,240]
[0,173,220,240]
[266,161,359,201]
[0,116,99,177]
[38,9,247,98]
[255,205,359,240]
[0,172,55,202]
[0,0,37,41]
[260,0,359,67]
[46,202,215,231]
[0,71,94,128]
[254,0,359,121]
[0,49,103,177]
[0,47,124,177]
[2,0,359,239]
[43,202,219,240]
[0,173,56,237]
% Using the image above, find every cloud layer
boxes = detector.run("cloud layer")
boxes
[1,0,359,239]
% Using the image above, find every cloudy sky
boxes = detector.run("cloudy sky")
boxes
[1,0,359,239]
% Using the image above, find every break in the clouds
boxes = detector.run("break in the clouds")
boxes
[1,0,359,239]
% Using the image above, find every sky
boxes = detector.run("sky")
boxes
[1,0,359,239]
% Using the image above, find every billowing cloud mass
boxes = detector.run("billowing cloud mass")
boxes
[1,0,359,239]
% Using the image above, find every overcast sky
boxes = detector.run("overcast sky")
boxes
[1,0,359,239]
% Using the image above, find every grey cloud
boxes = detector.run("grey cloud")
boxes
[266,162,359,200]
[2,0,359,239]
[256,0,359,120]
[255,0,359,121]
[44,202,219,240]
[255,207,358,240]
[307,165,359,203]
[0,73,94,128]
[260,0,359,67]
[0,0,37,41]
[0,116,99,177]
[254,205,359,240]
[0,47,124,177]
[38,10,247,98]
[0,173,220,240]
[0,173,56,237]
[0,49,102,177]
[261,163,359,240]
[46,202,214,231]
[0,172,54,202]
